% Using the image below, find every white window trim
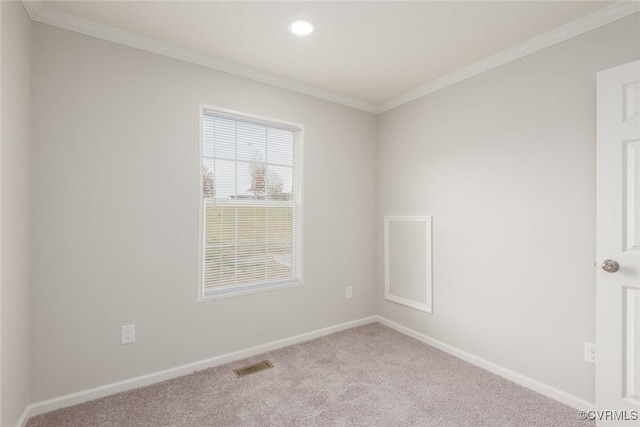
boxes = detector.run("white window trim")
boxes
[197,104,304,302]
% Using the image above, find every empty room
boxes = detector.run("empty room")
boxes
[2,1,640,426]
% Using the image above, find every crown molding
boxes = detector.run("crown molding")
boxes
[21,1,640,115]
[377,1,640,113]
[20,0,379,114]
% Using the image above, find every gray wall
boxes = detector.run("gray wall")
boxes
[30,24,377,402]
[24,8,640,410]
[376,14,640,405]
[1,1,31,425]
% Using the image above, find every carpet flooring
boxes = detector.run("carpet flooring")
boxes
[27,323,593,427]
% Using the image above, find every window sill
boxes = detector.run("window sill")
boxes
[198,279,302,302]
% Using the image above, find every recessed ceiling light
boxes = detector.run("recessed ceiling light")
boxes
[289,19,314,36]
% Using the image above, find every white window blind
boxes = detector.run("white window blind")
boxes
[200,107,302,298]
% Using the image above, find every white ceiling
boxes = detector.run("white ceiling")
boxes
[34,1,630,111]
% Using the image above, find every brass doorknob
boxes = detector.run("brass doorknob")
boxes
[601,259,620,273]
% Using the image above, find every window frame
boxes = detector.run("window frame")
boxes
[197,104,304,301]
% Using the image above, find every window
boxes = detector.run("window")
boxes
[199,106,303,299]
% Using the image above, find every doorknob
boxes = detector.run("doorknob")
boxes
[601,259,620,273]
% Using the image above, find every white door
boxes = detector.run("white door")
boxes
[596,60,640,426]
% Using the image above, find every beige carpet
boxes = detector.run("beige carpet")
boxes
[27,323,593,427]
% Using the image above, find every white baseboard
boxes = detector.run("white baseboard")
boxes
[18,315,378,425]
[375,315,595,412]
[18,314,593,426]
[15,407,31,427]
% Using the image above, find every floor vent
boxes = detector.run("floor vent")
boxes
[233,360,273,377]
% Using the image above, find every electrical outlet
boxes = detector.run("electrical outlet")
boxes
[121,324,136,345]
[584,342,596,364]
[346,286,353,299]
